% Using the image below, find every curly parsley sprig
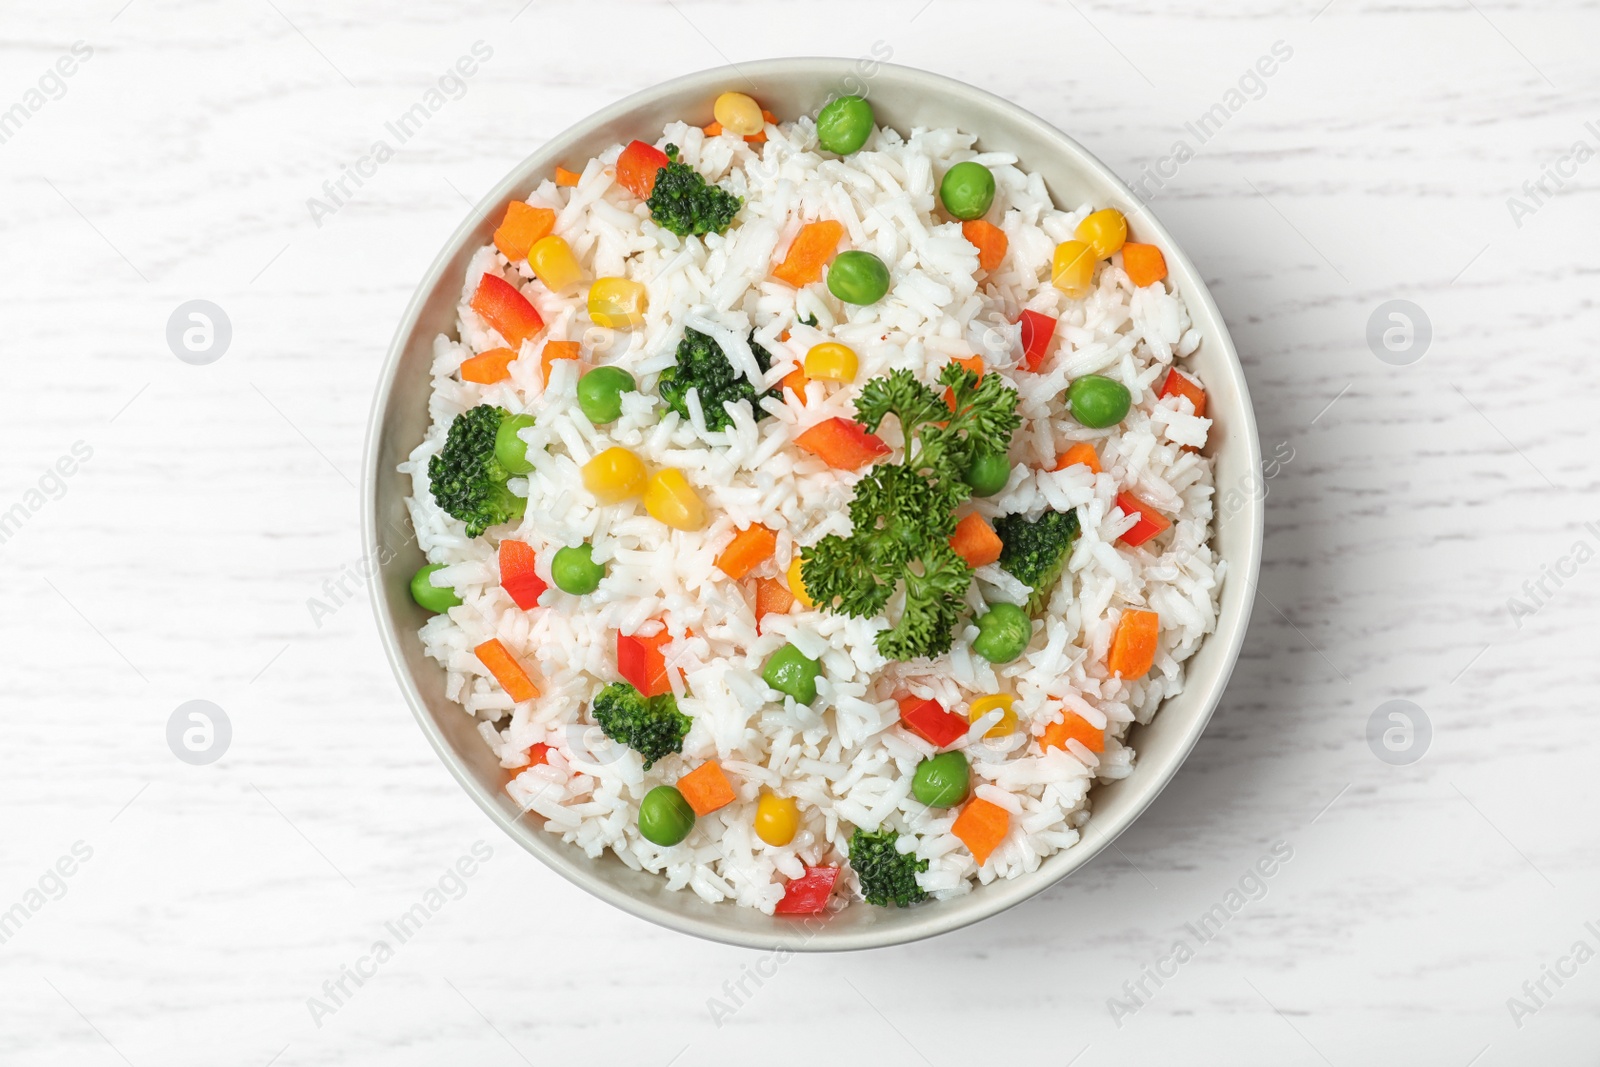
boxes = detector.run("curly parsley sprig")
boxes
[800,363,1021,661]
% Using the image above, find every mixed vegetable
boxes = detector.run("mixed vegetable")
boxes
[408,90,1201,915]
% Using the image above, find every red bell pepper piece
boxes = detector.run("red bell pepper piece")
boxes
[498,540,547,609]
[1157,367,1207,417]
[616,139,670,200]
[1017,309,1057,372]
[898,696,969,748]
[1116,491,1172,547]
[774,866,839,915]
[513,743,550,773]
[471,273,544,349]
[617,626,674,697]
[794,417,890,470]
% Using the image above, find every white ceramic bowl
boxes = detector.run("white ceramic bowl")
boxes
[363,58,1261,951]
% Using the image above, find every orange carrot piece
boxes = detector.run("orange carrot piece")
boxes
[554,166,582,187]
[475,639,539,702]
[1122,242,1167,288]
[1054,441,1101,474]
[492,202,556,262]
[677,761,737,816]
[772,220,845,287]
[754,576,795,631]
[1107,609,1159,679]
[459,347,518,385]
[961,219,1008,273]
[717,524,778,580]
[949,513,1003,569]
[467,347,519,384]
[951,797,1010,866]
[784,364,812,403]
[540,339,581,385]
[943,355,985,411]
[1040,712,1105,753]
[703,121,723,136]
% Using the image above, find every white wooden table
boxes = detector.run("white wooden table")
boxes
[2,1,1595,1063]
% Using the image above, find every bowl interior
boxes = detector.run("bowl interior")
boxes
[364,58,1261,951]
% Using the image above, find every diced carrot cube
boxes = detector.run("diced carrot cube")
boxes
[474,639,539,703]
[1107,609,1159,679]
[1122,242,1168,288]
[1040,712,1105,753]
[1054,442,1101,474]
[459,347,518,385]
[677,761,736,816]
[951,797,1010,866]
[717,524,778,580]
[949,513,1003,569]
[492,202,556,261]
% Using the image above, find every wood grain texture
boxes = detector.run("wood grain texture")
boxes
[2,0,1598,1063]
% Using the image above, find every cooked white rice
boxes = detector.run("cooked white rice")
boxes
[398,111,1221,912]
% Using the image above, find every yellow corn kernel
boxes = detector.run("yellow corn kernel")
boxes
[582,447,647,504]
[528,234,582,292]
[1075,208,1128,260]
[714,91,765,137]
[644,468,706,531]
[1052,240,1096,299]
[753,791,799,846]
[588,277,647,329]
[786,556,814,608]
[803,341,859,382]
[968,693,1017,739]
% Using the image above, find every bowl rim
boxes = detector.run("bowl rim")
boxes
[363,57,1263,951]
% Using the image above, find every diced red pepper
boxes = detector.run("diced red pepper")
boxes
[471,273,544,349]
[1116,491,1172,548]
[754,576,795,634]
[498,540,547,609]
[617,626,674,697]
[616,139,670,200]
[1158,368,1207,417]
[898,696,969,748]
[794,417,890,470]
[1017,309,1058,372]
[774,866,839,915]
[513,743,550,772]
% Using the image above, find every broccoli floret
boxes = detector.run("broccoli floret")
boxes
[658,327,781,432]
[848,827,929,907]
[994,508,1081,614]
[426,405,527,538]
[646,144,742,237]
[591,681,691,770]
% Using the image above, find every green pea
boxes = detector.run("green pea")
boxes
[939,161,996,221]
[963,450,1011,497]
[1066,374,1132,428]
[972,602,1031,663]
[912,751,970,808]
[638,785,695,846]
[494,413,537,474]
[551,543,606,595]
[827,250,891,305]
[409,564,462,614]
[577,366,635,426]
[762,642,822,704]
[816,94,875,155]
